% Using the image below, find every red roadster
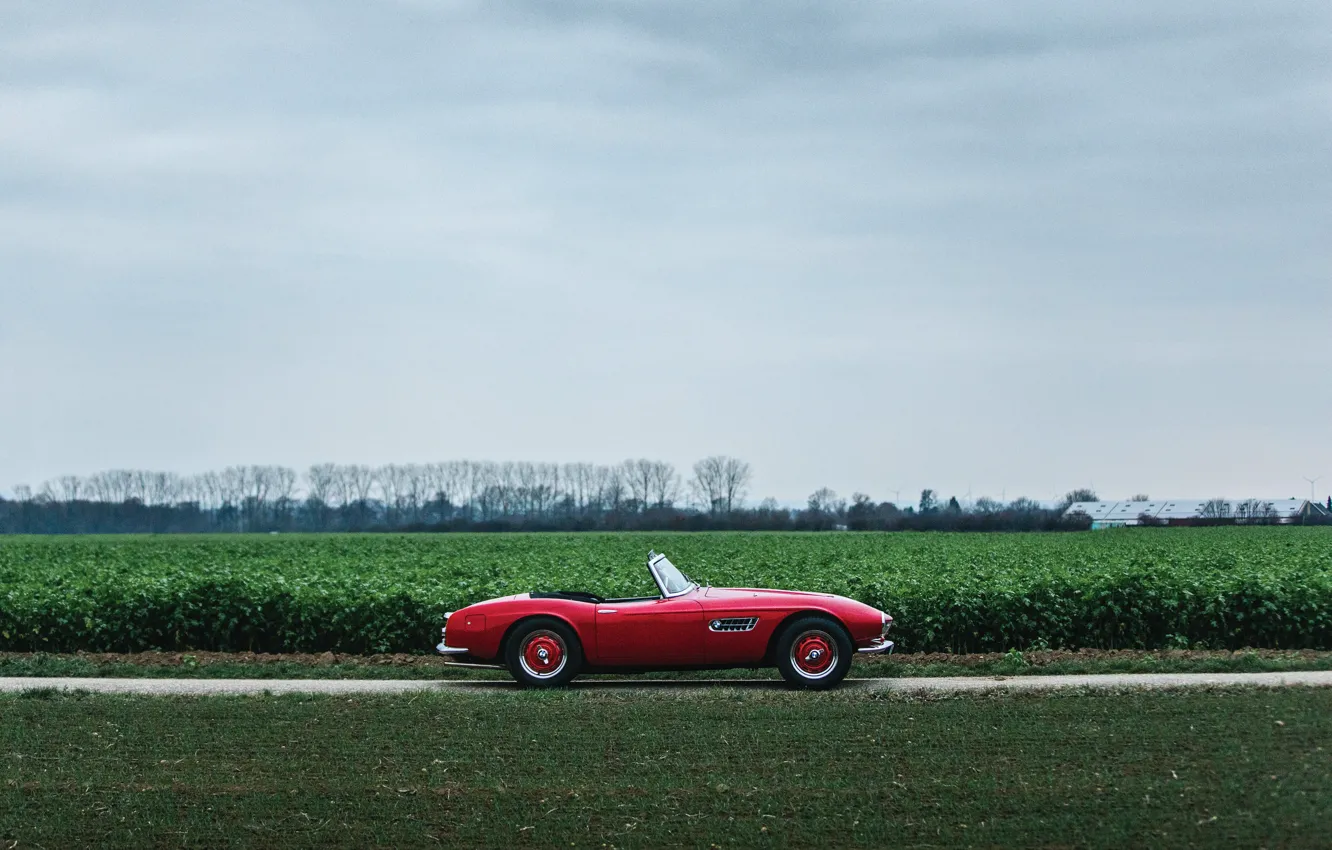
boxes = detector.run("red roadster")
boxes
[436,551,894,689]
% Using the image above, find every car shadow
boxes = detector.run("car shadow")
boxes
[433,677,833,691]
[576,678,793,690]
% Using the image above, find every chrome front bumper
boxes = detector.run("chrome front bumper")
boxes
[435,616,469,656]
[858,638,895,654]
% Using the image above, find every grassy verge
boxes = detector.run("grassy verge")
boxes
[1,688,1329,848]
[3,648,1331,680]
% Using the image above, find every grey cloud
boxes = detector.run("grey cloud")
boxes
[1,0,1329,503]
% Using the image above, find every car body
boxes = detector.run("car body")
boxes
[436,551,894,689]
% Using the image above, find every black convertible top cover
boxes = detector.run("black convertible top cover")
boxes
[531,590,603,604]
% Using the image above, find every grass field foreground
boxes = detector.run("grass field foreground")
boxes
[3,648,1332,680]
[2,528,1331,654]
[1,688,1329,848]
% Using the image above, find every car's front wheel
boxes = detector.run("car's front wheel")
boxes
[774,616,853,690]
[505,617,583,688]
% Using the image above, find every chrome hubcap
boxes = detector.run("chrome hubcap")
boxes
[791,630,837,679]
[519,630,567,679]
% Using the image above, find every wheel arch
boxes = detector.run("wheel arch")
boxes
[764,609,852,663]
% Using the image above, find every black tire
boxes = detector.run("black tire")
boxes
[505,617,583,688]
[774,615,853,690]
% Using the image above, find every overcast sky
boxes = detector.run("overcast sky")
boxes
[3,0,1330,506]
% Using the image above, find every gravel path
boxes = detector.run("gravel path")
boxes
[2,670,1330,696]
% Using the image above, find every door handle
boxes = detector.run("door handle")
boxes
[598,609,617,614]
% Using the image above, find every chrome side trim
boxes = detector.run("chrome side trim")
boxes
[708,617,759,633]
[858,638,895,654]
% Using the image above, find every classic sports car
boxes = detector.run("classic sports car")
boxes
[436,551,894,689]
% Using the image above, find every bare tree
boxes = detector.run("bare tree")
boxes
[1060,488,1099,510]
[195,472,222,512]
[469,462,499,520]
[689,457,726,513]
[132,470,154,504]
[515,462,539,515]
[562,463,594,514]
[496,462,520,516]
[86,473,113,503]
[436,460,473,520]
[808,487,838,514]
[270,466,298,525]
[536,463,560,516]
[718,457,750,513]
[647,461,680,508]
[344,465,375,504]
[598,465,626,513]
[417,463,446,522]
[96,470,136,503]
[621,459,653,511]
[307,464,339,507]
[176,475,201,508]
[142,472,181,507]
[400,464,427,524]
[688,456,750,514]
[52,475,83,502]
[215,468,246,530]
[974,496,1003,514]
[376,464,404,525]
[1200,498,1231,519]
[1234,499,1277,524]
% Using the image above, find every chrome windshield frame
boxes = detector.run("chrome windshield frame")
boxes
[648,552,696,598]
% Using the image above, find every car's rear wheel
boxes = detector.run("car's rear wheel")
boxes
[505,617,583,688]
[774,616,853,690]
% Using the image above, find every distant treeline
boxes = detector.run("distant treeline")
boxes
[1,459,1093,534]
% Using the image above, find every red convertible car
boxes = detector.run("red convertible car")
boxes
[436,551,894,689]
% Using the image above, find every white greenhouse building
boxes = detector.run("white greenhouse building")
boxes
[1064,498,1328,529]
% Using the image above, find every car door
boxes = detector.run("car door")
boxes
[594,595,706,665]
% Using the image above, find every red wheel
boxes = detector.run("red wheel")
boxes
[505,617,583,688]
[519,630,567,680]
[791,630,836,678]
[775,616,853,689]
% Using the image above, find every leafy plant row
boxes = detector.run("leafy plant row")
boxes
[2,529,1329,654]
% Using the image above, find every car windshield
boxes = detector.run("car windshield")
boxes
[649,554,694,597]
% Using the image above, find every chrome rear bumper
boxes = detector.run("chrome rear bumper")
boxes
[858,638,895,655]
[435,642,470,655]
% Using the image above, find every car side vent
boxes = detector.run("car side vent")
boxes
[709,617,759,633]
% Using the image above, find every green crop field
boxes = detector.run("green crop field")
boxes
[1,529,1330,655]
